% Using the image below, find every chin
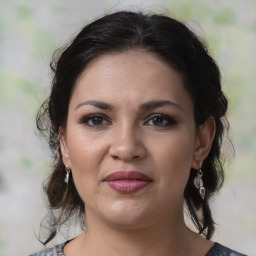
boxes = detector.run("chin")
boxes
[101,199,153,229]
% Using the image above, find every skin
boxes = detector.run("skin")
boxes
[60,50,215,256]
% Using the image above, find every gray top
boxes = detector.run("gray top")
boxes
[29,241,247,256]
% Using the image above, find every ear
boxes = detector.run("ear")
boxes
[59,127,71,167]
[191,116,216,169]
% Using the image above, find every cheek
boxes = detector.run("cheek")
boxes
[66,131,108,197]
[152,132,195,190]
[67,128,107,167]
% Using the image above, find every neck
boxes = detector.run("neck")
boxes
[79,210,194,256]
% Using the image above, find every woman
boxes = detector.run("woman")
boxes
[30,11,246,256]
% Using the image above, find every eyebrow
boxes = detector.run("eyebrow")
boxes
[75,100,183,111]
[140,100,183,111]
[75,100,114,110]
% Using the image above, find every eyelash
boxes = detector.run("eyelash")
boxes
[144,113,177,127]
[79,114,112,127]
[79,113,176,128]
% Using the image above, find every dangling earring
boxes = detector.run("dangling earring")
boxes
[194,168,205,200]
[64,164,71,184]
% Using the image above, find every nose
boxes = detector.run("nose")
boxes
[109,124,146,162]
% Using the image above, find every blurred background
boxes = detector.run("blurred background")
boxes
[0,0,255,255]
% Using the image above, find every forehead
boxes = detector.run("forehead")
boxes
[70,50,192,110]
[77,50,183,84]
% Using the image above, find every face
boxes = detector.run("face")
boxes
[60,51,212,230]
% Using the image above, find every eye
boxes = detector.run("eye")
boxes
[80,114,111,127]
[144,114,176,127]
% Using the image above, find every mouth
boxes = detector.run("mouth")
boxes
[104,171,152,194]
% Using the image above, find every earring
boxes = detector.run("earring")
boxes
[64,164,71,184]
[194,168,205,200]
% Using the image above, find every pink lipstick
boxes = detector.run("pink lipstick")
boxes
[104,171,152,194]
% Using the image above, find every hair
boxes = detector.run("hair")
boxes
[37,10,230,244]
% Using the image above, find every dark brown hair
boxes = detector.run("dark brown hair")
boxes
[37,11,230,244]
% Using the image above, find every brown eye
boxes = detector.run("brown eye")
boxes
[89,117,104,126]
[144,114,176,127]
[151,116,167,126]
[80,114,111,127]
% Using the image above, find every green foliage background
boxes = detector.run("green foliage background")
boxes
[0,0,255,255]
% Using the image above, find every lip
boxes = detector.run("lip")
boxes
[104,171,152,194]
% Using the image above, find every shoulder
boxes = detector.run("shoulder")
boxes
[206,242,247,256]
[28,241,66,256]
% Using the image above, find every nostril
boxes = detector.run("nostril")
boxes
[108,134,146,161]
[110,153,143,162]
[112,155,119,160]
